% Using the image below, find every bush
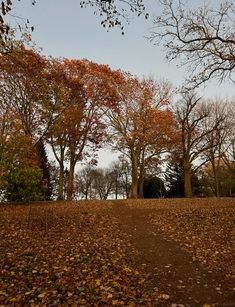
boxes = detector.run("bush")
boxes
[3,167,44,202]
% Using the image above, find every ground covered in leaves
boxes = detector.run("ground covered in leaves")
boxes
[0,198,234,306]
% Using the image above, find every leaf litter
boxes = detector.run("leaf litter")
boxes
[0,198,234,306]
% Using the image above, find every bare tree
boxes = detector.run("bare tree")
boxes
[74,166,96,200]
[108,159,132,199]
[150,0,235,88]
[75,161,130,199]
[175,91,227,197]
[220,102,235,174]
[201,98,233,196]
[92,168,116,200]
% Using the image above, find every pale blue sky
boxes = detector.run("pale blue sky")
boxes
[10,0,235,167]
[11,0,234,96]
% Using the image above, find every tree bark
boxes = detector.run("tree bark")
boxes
[138,150,145,198]
[35,139,51,200]
[211,159,220,197]
[138,173,144,198]
[130,154,139,198]
[57,162,64,200]
[183,160,193,197]
[67,162,76,201]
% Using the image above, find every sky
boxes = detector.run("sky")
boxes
[10,0,234,93]
[9,0,235,167]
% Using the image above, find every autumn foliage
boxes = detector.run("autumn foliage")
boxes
[107,75,177,198]
[0,44,234,201]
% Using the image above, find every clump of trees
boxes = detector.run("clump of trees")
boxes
[106,76,177,198]
[0,39,235,201]
[74,160,131,200]
[0,43,125,200]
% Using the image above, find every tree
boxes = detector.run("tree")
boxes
[0,120,44,201]
[3,167,43,202]
[119,156,132,198]
[48,58,124,200]
[143,176,166,198]
[92,168,116,200]
[0,109,11,167]
[0,47,64,198]
[75,161,131,200]
[222,138,235,175]
[35,140,52,200]
[107,159,131,199]
[200,98,233,196]
[0,47,59,144]
[49,160,60,200]
[150,0,235,88]
[199,161,235,197]
[107,75,176,198]
[165,157,185,197]
[74,166,96,199]
[46,58,85,200]
[165,156,201,197]
[174,91,227,197]
[220,105,235,175]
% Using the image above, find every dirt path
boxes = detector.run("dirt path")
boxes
[111,201,235,306]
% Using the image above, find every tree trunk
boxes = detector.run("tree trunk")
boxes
[138,175,144,198]
[57,162,64,200]
[138,150,145,198]
[124,174,130,198]
[115,178,118,199]
[35,140,51,200]
[67,162,75,201]
[183,160,193,197]
[211,159,220,197]
[115,185,118,199]
[130,154,139,198]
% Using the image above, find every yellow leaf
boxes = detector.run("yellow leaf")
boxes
[9,298,17,303]
[123,266,132,272]
[112,280,120,286]
[95,279,101,286]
